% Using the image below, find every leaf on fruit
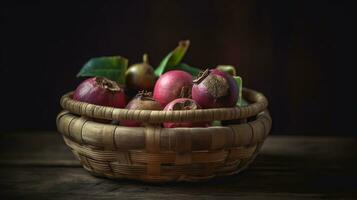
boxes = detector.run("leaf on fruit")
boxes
[216,65,237,76]
[175,63,202,76]
[77,56,128,85]
[212,120,222,126]
[234,76,244,107]
[154,40,190,76]
[240,98,249,107]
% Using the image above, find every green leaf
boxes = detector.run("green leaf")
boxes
[240,98,249,107]
[154,40,190,76]
[216,65,237,76]
[175,63,202,76]
[77,56,128,85]
[212,120,222,126]
[234,76,244,107]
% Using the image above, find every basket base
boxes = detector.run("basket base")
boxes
[71,142,265,183]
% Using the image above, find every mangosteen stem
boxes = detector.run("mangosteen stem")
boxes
[137,90,155,101]
[193,69,210,84]
[178,40,190,48]
[143,54,149,64]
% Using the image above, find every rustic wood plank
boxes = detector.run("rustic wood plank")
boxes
[0,132,357,199]
[1,166,356,200]
[0,131,79,166]
[1,132,357,168]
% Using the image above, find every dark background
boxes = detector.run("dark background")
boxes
[1,1,355,135]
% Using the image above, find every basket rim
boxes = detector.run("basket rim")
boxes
[60,88,268,122]
[57,109,271,150]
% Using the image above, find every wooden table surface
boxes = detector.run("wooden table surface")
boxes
[1,132,356,200]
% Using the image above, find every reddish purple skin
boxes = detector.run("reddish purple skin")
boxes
[163,98,209,128]
[153,70,193,107]
[73,77,126,108]
[192,69,238,108]
[120,120,142,127]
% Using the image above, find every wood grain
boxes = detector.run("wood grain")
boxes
[1,132,357,199]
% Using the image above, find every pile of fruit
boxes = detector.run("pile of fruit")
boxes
[73,40,245,127]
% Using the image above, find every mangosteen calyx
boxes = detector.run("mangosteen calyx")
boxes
[95,77,121,92]
[204,74,229,98]
[172,100,197,110]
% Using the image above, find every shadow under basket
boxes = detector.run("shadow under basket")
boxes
[56,88,272,183]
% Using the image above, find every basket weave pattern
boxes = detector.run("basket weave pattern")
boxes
[56,88,272,182]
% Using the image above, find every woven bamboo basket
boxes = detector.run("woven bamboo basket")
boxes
[56,88,271,182]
